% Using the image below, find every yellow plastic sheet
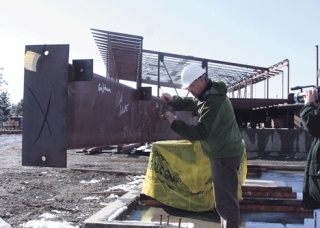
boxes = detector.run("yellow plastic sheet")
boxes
[142,140,247,212]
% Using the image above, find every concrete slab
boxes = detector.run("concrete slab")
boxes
[83,170,314,227]
[303,218,315,228]
[83,186,141,227]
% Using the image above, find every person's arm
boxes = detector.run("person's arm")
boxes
[161,93,197,111]
[300,89,320,138]
[170,95,225,141]
[170,96,198,111]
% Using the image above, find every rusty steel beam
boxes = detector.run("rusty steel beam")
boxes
[22,45,196,168]
[67,73,194,149]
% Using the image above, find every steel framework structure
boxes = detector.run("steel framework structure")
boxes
[91,28,289,99]
[22,30,291,168]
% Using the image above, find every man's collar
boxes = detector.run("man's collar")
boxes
[198,80,213,101]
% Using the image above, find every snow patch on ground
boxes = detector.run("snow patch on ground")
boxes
[19,175,144,227]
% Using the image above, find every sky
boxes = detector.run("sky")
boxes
[0,0,319,104]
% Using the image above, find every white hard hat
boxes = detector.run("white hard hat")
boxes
[181,64,206,89]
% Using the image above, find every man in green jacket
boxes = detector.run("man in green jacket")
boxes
[300,89,320,209]
[161,64,243,228]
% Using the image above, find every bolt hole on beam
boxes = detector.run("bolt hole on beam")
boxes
[42,156,46,162]
[44,50,49,56]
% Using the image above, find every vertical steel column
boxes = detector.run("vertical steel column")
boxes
[250,80,253,98]
[136,39,143,89]
[157,54,161,97]
[22,45,69,167]
[267,72,269,99]
[287,62,290,96]
[202,60,208,75]
[281,71,284,99]
[244,80,247,98]
[317,45,319,87]
[107,33,110,78]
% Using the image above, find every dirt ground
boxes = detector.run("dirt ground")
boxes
[0,134,149,227]
[0,133,308,228]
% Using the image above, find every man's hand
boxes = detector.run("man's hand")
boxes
[161,93,173,103]
[305,89,317,105]
[163,111,176,124]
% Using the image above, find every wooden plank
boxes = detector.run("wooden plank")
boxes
[140,194,313,213]
[240,204,312,213]
[242,191,296,198]
[241,198,302,206]
[242,185,293,192]
[247,165,268,172]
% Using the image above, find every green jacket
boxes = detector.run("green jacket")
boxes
[300,102,320,209]
[170,81,243,158]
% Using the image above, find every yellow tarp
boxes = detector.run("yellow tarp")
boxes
[142,140,247,212]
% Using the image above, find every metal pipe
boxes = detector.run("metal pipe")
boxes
[161,60,179,96]
[317,45,319,87]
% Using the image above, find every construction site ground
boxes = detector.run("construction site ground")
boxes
[0,134,312,227]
